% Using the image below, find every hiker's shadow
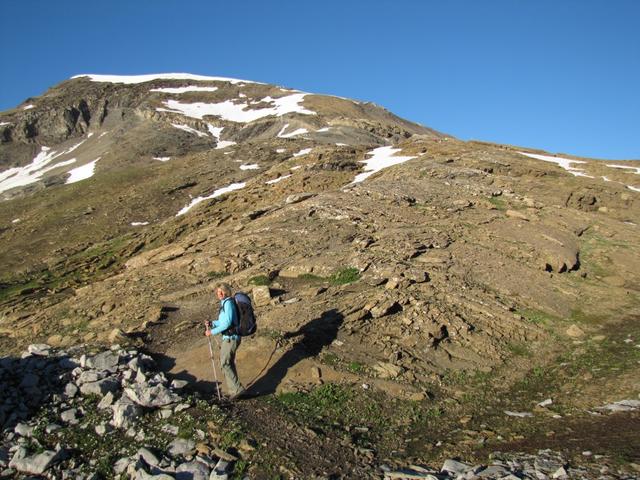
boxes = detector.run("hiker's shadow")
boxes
[247,309,343,396]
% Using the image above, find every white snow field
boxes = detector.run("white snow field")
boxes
[0,141,87,193]
[518,152,592,178]
[352,146,417,183]
[177,182,246,216]
[158,93,315,123]
[150,86,219,94]
[73,73,259,85]
[171,123,209,138]
[66,158,100,184]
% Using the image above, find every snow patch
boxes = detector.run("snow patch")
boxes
[352,146,417,183]
[317,127,330,132]
[0,122,11,126]
[151,86,219,94]
[73,73,258,85]
[23,105,34,110]
[240,164,259,170]
[277,123,309,138]
[266,175,292,185]
[12,218,20,224]
[131,222,149,226]
[66,158,100,184]
[276,148,286,153]
[153,157,171,162]
[606,164,640,175]
[158,93,315,123]
[206,124,237,149]
[171,123,208,138]
[177,182,246,216]
[518,152,589,177]
[293,148,312,157]
[0,141,87,193]
[628,186,640,192]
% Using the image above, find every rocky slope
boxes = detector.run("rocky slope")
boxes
[1,74,639,478]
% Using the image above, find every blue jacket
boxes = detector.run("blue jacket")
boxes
[210,297,239,340]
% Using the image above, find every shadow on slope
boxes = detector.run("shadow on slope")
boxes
[246,308,344,396]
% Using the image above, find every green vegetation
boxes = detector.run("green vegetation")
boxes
[248,274,271,286]
[329,267,360,285]
[507,342,531,357]
[297,273,325,283]
[488,196,507,210]
[207,271,228,280]
[517,308,559,326]
[347,361,366,374]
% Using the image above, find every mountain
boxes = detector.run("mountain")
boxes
[0,74,639,476]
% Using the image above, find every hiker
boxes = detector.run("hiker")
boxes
[205,282,246,400]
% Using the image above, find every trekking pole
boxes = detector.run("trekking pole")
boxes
[207,334,222,402]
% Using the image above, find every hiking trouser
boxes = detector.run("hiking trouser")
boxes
[219,337,243,395]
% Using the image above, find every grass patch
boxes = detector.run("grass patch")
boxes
[347,361,366,374]
[488,196,508,210]
[507,342,531,357]
[207,271,228,280]
[248,275,271,286]
[297,273,325,283]
[517,308,559,326]
[329,267,360,286]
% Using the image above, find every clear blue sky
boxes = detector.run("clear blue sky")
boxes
[1,0,639,160]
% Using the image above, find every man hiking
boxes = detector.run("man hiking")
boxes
[205,282,246,400]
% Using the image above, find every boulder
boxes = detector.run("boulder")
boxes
[125,384,180,408]
[112,397,142,429]
[176,460,210,480]
[80,378,120,396]
[167,438,196,457]
[87,350,120,372]
[9,447,64,475]
[252,286,272,307]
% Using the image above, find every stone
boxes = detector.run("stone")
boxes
[61,408,79,424]
[77,370,104,384]
[565,324,585,338]
[441,459,474,475]
[14,423,34,437]
[138,447,161,467]
[504,410,533,417]
[65,382,79,398]
[136,470,175,480]
[506,209,530,221]
[125,384,180,408]
[167,438,196,457]
[251,286,272,307]
[27,344,51,356]
[87,351,120,372]
[9,448,63,475]
[285,193,314,204]
[373,362,403,379]
[171,379,189,390]
[47,334,64,347]
[95,423,108,435]
[98,391,115,409]
[80,378,120,396]
[112,397,142,429]
[109,328,129,344]
[176,460,211,480]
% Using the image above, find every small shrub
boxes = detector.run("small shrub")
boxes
[329,267,360,285]
[248,275,271,286]
[207,271,227,279]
